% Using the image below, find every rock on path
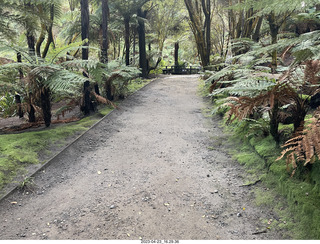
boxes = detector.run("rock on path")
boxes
[0,75,283,240]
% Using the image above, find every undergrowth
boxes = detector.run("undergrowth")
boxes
[198,78,320,239]
[226,118,320,239]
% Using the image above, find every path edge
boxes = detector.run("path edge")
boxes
[0,76,161,203]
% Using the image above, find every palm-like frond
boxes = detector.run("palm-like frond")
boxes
[213,78,276,97]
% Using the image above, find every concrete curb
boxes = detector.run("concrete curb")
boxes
[0,77,159,203]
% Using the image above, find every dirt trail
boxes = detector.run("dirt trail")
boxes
[0,75,283,240]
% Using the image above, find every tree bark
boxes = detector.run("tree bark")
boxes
[26,31,36,57]
[36,23,46,57]
[228,0,235,40]
[16,52,24,118]
[202,0,211,66]
[15,95,24,118]
[101,0,109,64]
[270,100,280,144]
[28,104,36,123]
[68,0,76,11]
[101,0,112,100]
[174,41,179,66]
[138,8,147,78]
[41,87,52,127]
[184,0,209,67]
[42,3,55,59]
[267,12,279,73]
[133,30,136,65]
[81,80,91,115]
[124,16,130,66]
[252,16,263,42]
[17,52,23,80]
[81,0,89,60]
[80,0,93,114]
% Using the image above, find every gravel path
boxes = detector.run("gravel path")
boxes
[0,75,283,240]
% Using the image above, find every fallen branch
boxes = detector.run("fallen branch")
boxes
[252,229,267,235]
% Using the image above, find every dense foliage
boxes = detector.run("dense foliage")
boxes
[1,0,320,239]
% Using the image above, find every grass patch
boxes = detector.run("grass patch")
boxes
[127,78,150,95]
[0,77,151,196]
[0,113,99,192]
[226,119,320,239]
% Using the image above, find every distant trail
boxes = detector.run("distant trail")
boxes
[0,75,284,240]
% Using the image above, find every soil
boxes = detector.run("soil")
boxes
[0,75,286,240]
[0,99,82,133]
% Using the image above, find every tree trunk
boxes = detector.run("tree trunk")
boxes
[270,100,280,144]
[80,0,93,114]
[81,0,89,60]
[28,104,36,123]
[236,9,244,38]
[124,16,130,66]
[228,0,235,40]
[26,31,36,57]
[101,0,111,100]
[184,0,209,67]
[17,52,23,80]
[267,12,279,74]
[252,16,263,42]
[16,53,24,118]
[94,83,100,95]
[100,0,109,64]
[41,87,52,127]
[202,0,211,66]
[15,95,24,118]
[293,99,307,133]
[118,37,121,59]
[68,0,76,11]
[243,8,254,38]
[174,41,179,67]
[36,23,46,57]
[133,30,136,65]
[81,81,91,115]
[42,4,55,59]
[138,8,147,78]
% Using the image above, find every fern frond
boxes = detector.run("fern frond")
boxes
[45,69,87,92]
[92,92,117,108]
[278,107,320,175]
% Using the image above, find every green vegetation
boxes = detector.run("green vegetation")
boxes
[1,0,320,238]
[0,77,149,196]
[0,110,97,192]
[207,109,320,239]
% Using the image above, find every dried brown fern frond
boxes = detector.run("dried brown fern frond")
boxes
[223,72,301,127]
[224,86,283,123]
[277,107,320,176]
[304,59,320,85]
[92,92,117,109]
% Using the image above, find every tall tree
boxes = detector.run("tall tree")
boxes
[137,7,148,77]
[24,2,36,56]
[80,0,91,115]
[184,0,211,67]
[81,0,89,60]
[101,0,109,64]
[113,0,149,66]
[202,0,211,66]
